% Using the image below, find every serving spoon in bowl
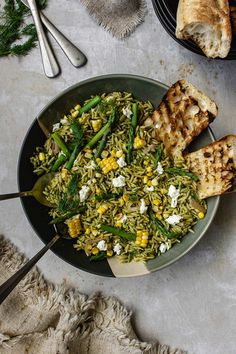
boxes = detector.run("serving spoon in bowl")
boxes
[0,172,56,207]
[0,224,71,305]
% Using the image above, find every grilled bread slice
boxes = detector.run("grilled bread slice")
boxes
[176,0,232,58]
[144,80,218,157]
[186,135,236,199]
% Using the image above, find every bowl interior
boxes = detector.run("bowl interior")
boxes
[18,74,219,277]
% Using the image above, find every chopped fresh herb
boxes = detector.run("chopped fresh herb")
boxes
[100,224,136,241]
[154,144,162,168]
[90,252,107,261]
[94,192,121,201]
[68,173,79,196]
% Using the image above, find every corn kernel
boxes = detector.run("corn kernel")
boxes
[136,231,142,237]
[74,104,81,111]
[39,152,45,161]
[67,216,82,238]
[116,150,123,158]
[155,213,162,220]
[107,250,113,257]
[198,212,205,219]
[91,247,99,255]
[85,244,92,252]
[123,194,129,202]
[142,231,149,237]
[85,152,92,159]
[143,176,149,184]
[115,221,122,228]
[85,228,91,235]
[95,187,102,194]
[146,166,152,173]
[141,241,148,248]
[147,172,153,177]
[111,149,117,157]
[119,198,125,206]
[143,160,149,166]
[98,204,109,215]
[98,156,119,174]
[133,136,146,149]
[71,110,79,118]
[153,199,161,206]
[147,180,153,187]
[160,188,167,194]
[135,240,141,246]
[92,229,99,236]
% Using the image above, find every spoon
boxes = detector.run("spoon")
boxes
[21,0,87,68]
[0,172,56,207]
[0,225,71,305]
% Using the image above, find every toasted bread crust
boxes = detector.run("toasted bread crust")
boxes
[144,80,217,157]
[186,135,236,199]
[176,0,232,58]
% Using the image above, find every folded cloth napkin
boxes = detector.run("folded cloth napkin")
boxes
[80,0,147,38]
[0,236,187,354]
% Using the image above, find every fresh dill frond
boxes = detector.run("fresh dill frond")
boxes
[0,0,47,57]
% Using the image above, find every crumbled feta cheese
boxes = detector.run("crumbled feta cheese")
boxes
[79,185,90,202]
[97,240,107,251]
[122,107,133,119]
[113,243,122,255]
[120,214,127,223]
[159,243,167,253]
[156,162,164,175]
[159,242,170,253]
[140,198,148,214]
[52,123,60,132]
[146,186,154,192]
[60,116,68,124]
[112,175,126,188]
[168,185,180,208]
[166,215,182,225]
[117,157,127,168]
[90,161,97,169]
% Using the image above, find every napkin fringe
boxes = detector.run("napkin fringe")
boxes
[80,0,147,39]
[0,235,188,354]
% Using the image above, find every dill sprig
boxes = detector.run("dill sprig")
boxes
[0,0,47,57]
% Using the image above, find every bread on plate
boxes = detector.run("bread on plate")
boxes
[176,0,232,58]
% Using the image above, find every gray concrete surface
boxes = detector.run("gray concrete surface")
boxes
[0,1,236,353]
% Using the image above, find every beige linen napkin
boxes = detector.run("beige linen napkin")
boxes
[80,0,147,38]
[0,236,187,354]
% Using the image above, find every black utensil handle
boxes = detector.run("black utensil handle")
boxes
[0,191,29,201]
[0,235,60,305]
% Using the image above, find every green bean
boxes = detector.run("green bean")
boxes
[79,96,101,115]
[165,167,199,181]
[85,122,109,148]
[93,107,116,160]
[126,103,138,164]
[100,224,136,241]
[51,153,67,172]
[51,132,70,158]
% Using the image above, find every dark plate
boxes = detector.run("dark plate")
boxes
[152,0,236,59]
[17,74,219,277]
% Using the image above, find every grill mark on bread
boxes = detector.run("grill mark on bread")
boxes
[144,80,217,157]
[186,135,236,199]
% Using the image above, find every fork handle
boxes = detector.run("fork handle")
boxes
[0,191,30,201]
[40,12,87,67]
[28,0,60,77]
[0,235,60,305]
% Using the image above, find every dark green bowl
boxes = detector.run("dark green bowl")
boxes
[17,74,219,277]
